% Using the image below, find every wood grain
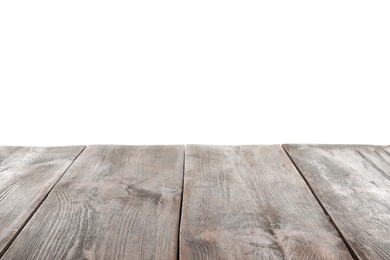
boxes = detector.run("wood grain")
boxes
[180,145,352,259]
[3,145,184,260]
[284,144,390,260]
[0,146,85,256]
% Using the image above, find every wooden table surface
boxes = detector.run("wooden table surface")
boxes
[0,145,389,260]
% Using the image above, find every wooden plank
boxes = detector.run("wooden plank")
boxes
[0,146,85,256]
[283,144,390,260]
[3,145,184,260]
[180,145,352,259]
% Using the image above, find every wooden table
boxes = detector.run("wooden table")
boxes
[0,145,389,259]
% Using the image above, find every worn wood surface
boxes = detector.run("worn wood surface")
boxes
[0,146,85,256]
[284,144,390,260]
[180,145,352,259]
[3,145,184,260]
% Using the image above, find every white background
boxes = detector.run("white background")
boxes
[1,1,389,146]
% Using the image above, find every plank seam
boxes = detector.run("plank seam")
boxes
[177,145,186,260]
[281,144,359,260]
[0,146,87,259]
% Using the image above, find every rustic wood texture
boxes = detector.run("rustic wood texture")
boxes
[0,146,85,256]
[180,145,352,259]
[284,144,390,260]
[3,145,184,260]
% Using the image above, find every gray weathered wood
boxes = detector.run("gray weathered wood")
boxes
[284,144,390,260]
[0,146,85,256]
[180,145,352,259]
[3,145,184,260]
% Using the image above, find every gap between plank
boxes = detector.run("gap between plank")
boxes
[281,145,359,260]
[177,145,186,260]
[0,146,87,259]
